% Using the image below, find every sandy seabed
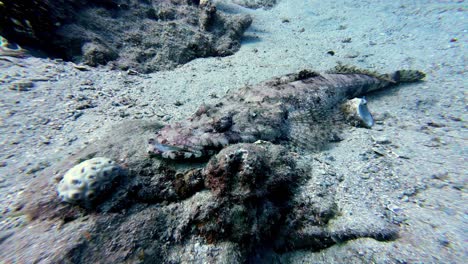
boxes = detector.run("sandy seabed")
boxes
[0,0,466,263]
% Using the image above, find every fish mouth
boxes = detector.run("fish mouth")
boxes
[147,139,204,160]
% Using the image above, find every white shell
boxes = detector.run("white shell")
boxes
[341,98,374,128]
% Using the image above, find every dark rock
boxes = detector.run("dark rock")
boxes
[173,168,205,199]
[0,0,252,73]
[82,42,118,67]
[8,81,34,91]
[199,142,298,246]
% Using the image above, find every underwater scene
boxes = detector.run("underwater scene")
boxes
[0,0,466,263]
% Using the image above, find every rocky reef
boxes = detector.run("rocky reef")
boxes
[0,0,252,72]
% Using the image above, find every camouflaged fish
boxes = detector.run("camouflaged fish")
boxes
[148,65,425,160]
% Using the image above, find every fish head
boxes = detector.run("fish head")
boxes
[147,121,231,160]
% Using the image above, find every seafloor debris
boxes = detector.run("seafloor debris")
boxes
[149,66,425,160]
[8,80,34,91]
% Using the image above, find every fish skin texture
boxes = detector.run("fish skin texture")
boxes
[148,67,425,160]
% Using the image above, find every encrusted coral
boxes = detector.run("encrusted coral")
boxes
[57,157,123,205]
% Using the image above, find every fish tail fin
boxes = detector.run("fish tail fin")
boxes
[390,70,426,83]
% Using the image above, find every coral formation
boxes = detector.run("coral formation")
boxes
[57,157,123,206]
[0,0,252,72]
[149,67,425,160]
[173,168,205,199]
[132,162,204,203]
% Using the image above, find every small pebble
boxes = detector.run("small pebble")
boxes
[8,81,34,91]
[427,121,445,128]
[360,173,370,179]
[364,165,380,174]
[387,203,402,214]
[438,236,450,247]
[374,136,391,144]
[345,52,359,58]
[372,146,386,156]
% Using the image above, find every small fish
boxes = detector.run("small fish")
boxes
[148,65,425,160]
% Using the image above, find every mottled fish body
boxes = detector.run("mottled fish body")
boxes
[149,66,424,160]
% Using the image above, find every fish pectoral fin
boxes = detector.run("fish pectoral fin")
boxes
[287,105,343,152]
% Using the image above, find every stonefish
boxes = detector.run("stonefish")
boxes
[148,65,425,160]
